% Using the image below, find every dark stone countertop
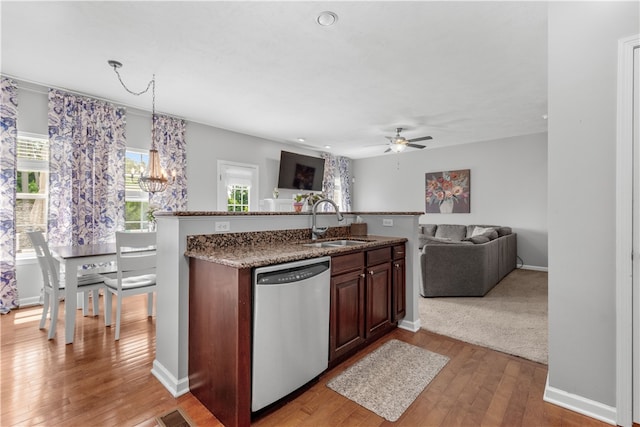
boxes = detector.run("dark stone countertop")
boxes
[185,228,407,269]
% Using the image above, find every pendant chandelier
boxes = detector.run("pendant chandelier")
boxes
[108,60,173,193]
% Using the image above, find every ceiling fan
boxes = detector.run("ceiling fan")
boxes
[384,128,432,153]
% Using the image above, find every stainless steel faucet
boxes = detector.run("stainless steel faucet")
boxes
[311,198,344,240]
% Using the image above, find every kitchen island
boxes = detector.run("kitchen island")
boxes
[150,212,423,410]
[186,229,408,426]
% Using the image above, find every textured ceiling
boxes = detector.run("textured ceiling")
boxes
[1,1,548,159]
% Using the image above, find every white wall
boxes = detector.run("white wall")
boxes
[352,133,548,268]
[547,0,639,415]
[185,122,316,211]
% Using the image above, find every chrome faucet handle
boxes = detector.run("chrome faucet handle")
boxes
[312,226,328,240]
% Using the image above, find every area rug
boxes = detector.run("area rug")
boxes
[419,268,548,364]
[155,407,194,427]
[327,339,449,422]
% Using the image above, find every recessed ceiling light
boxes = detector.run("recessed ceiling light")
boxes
[324,145,331,149]
[317,11,338,26]
[297,138,305,143]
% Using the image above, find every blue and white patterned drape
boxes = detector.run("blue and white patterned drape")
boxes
[149,114,187,211]
[336,156,352,212]
[322,152,352,212]
[0,77,19,312]
[48,89,126,247]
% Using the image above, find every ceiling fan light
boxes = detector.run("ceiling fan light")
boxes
[390,143,406,153]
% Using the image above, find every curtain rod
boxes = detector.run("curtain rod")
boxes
[2,73,183,120]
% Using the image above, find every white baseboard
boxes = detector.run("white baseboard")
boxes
[151,359,190,398]
[544,376,617,425]
[398,318,421,332]
[521,265,548,272]
[18,297,41,307]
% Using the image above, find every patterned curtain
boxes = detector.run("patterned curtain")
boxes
[321,153,336,207]
[0,77,19,312]
[336,156,352,212]
[322,152,352,212]
[149,114,187,211]
[48,89,126,247]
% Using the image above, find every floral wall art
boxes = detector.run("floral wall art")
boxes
[425,169,470,214]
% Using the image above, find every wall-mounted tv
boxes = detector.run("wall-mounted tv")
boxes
[277,150,325,192]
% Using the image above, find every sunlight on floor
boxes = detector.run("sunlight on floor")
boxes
[13,307,43,324]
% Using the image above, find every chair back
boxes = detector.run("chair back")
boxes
[115,231,157,284]
[27,231,60,292]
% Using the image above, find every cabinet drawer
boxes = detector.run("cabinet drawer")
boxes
[366,247,391,266]
[332,252,364,275]
[393,244,406,260]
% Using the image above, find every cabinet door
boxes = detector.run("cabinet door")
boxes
[330,270,365,361]
[365,262,392,338]
[392,258,406,321]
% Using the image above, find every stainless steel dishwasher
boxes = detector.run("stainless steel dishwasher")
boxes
[252,256,331,412]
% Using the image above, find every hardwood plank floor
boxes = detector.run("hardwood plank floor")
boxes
[1,295,609,426]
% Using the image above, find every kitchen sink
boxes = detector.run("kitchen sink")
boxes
[302,239,368,248]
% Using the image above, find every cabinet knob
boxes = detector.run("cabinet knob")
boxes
[369,270,374,275]
[360,273,365,278]
[395,263,400,268]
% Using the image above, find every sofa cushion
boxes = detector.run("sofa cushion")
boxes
[422,224,437,237]
[419,235,475,249]
[467,235,491,244]
[434,224,467,241]
[496,226,512,237]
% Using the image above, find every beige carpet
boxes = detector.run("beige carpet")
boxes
[327,339,449,422]
[419,269,548,364]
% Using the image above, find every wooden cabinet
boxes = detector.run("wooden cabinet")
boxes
[331,269,365,359]
[329,245,401,365]
[364,247,392,339]
[330,252,365,361]
[392,244,406,321]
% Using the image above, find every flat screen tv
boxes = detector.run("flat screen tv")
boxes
[277,151,325,192]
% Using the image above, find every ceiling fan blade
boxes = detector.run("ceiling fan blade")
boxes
[407,136,433,143]
[384,148,392,153]
[407,143,426,149]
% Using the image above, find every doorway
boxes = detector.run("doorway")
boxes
[216,160,259,212]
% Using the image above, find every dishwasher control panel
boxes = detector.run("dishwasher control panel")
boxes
[256,260,330,285]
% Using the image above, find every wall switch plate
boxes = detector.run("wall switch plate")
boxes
[382,218,393,227]
[215,221,231,232]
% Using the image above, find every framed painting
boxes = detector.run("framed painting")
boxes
[425,169,470,213]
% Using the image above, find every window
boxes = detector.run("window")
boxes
[227,184,250,212]
[217,161,259,212]
[16,134,49,254]
[125,149,150,230]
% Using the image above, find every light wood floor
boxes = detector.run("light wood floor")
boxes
[1,295,609,427]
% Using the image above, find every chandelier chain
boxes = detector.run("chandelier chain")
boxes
[112,66,154,97]
[111,65,156,148]
[109,60,169,193]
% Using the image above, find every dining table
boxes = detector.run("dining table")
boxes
[49,242,117,344]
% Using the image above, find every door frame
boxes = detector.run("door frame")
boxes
[615,34,639,427]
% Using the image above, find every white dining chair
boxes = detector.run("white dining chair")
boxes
[101,231,157,340]
[27,231,105,340]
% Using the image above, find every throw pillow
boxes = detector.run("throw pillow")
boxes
[471,226,494,237]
